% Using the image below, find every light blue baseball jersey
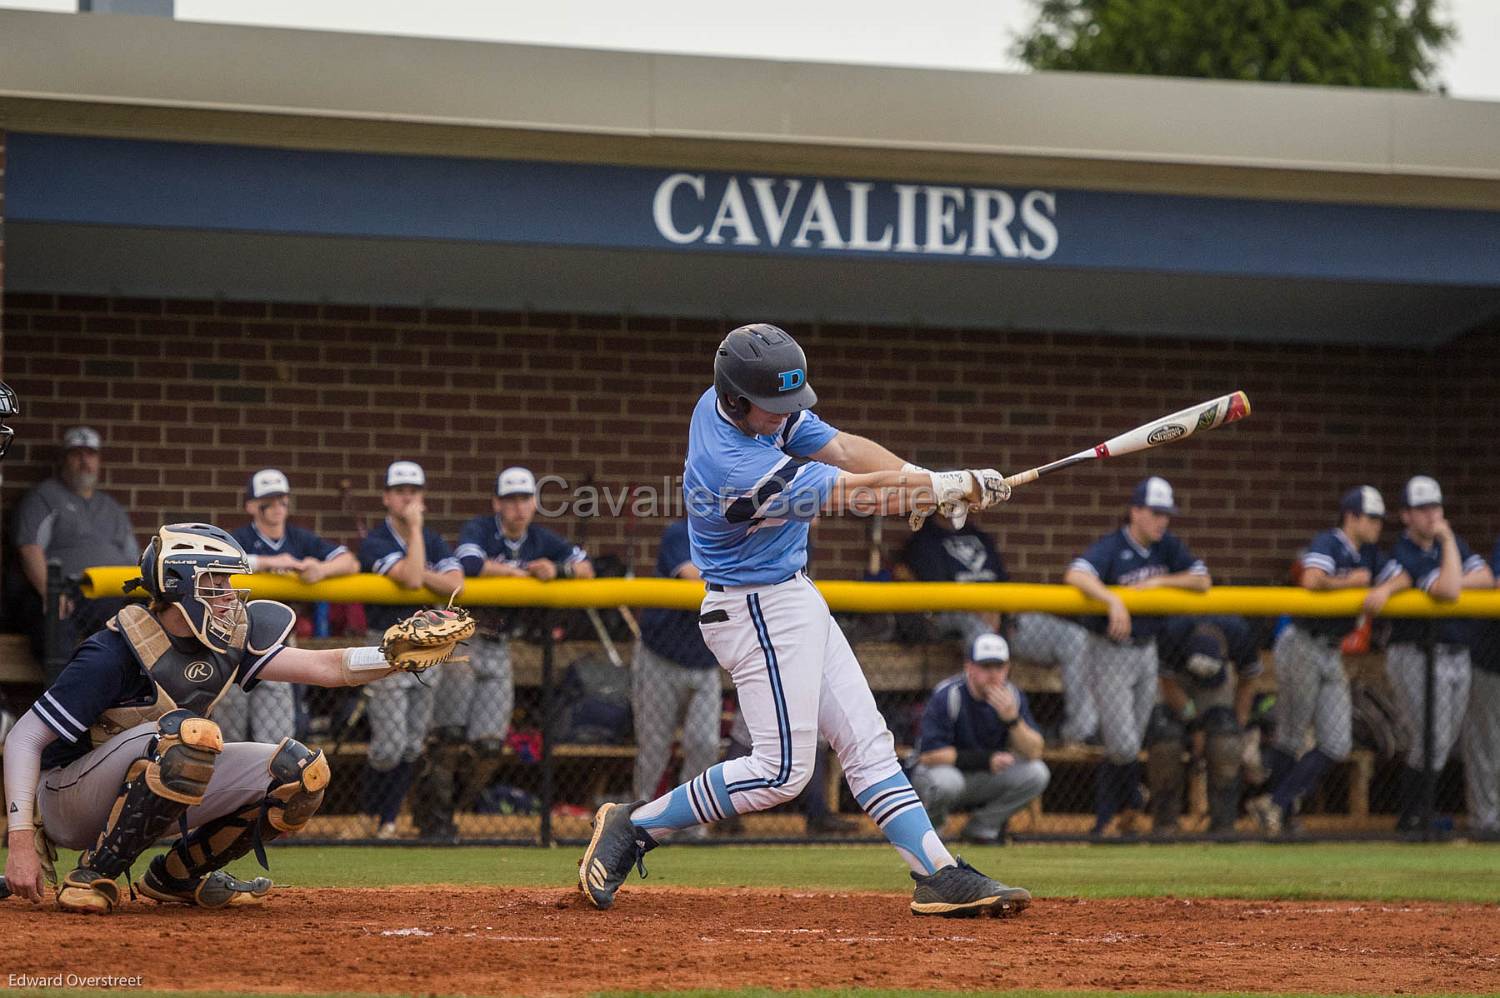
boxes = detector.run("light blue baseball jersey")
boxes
[684,388,840,586]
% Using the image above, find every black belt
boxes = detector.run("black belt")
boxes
[705,572,800,592]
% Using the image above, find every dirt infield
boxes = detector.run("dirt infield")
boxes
[4,887,1497,995]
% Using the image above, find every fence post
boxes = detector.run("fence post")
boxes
[43,560,71,685]
[539,615,557,847]
[1420,619,1437,842]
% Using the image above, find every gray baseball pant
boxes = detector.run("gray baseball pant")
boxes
[364,629,436,771]
[910,758,1050,837]
[1083,633,1158,764]
[1385,642,1471,772]
[1462,668,1500,835]
[214,681,297,744]
[430,637,513,744]
[1009,612,1094,743]
[37,721,279,850]
[1271,626,1353,761]
[631,641,721,801]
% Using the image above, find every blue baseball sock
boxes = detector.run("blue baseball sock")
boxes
[630,763,734,842]
[856,772,954,875]
[1273,748,1334,812]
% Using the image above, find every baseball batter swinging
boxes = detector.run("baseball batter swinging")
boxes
[578,323,1030,918]
[2,522,468,912]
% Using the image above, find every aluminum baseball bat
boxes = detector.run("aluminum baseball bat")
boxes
[1004,391,1252,488]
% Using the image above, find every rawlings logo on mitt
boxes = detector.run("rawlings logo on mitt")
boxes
[380,607,476,673]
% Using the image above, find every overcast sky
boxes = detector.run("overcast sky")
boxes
[8,0,1499,102]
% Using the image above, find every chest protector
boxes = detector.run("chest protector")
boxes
[90,601,296,746]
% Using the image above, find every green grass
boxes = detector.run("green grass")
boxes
[187,840,1500,902]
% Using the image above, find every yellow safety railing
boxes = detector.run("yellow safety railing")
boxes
[79,566,1500,617]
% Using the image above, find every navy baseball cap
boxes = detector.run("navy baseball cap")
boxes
[386,461,425,488]
[497,467,537,497]
[968,633,1010,667]
[1129,476,1178,514]
[248,468,291,500]
[1404,475,1442,509]
[1339,485,1385,518]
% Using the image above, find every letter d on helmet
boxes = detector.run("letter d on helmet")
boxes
[133,523,250,652]
[714,323,817,417]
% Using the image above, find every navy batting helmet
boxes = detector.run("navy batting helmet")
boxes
[714,324,817,417]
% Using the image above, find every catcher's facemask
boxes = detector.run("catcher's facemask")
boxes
[132,523,252,653]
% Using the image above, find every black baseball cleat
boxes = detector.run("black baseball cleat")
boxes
[578,800,653,910]
[137,855,271,909]
[910,857,1031,918]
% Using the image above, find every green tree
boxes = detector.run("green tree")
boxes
[1014,0,1455,90]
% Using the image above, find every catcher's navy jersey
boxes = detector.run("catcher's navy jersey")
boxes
[683,388,840,586]
[232,523,347,563]
[358,519,461,631]
[454,517,587,577]
[638,520,716,670]
[1377,532,1486,646]
[1069,528,1207,639]
[31,626,284,771]
[917,674,1037,756]
[1296,528,1383,639]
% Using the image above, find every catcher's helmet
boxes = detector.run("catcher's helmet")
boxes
[714,324,817,417]
[0,381,17,461]
[129,523,250,652]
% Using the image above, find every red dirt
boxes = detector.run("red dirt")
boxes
[3,887,1496,995]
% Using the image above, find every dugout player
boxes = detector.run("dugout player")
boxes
[1362,476,1492,835]
[356,461,464,839]
[578,323,1029,918]
[1149,617,1258,838]
[630,519,720,818]
[1063,477,1211,839]
[217,469,359,745]
[1250,486,1384,837]
[413,467,593,840]
[1462,539,1500,841]
[900,512,1096,746]
[909,633,1049,844]
[2,522,435,911]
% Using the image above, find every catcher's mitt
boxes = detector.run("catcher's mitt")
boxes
[381,607,476,673]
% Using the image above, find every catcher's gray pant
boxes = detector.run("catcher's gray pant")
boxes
[910,758,1050,837]
[37,721,279,850]
[429,637,513,746]
[631,641,721,802]
[1385,642,1471,772]
[1008,612,1094,743]
[1083,633,1158,764]
[364,629,436,772]
[1462,668,1500,835]
[1271,626,1353,761]
[214,680,298,744]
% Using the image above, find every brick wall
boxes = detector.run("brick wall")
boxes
[1,292,1495,585]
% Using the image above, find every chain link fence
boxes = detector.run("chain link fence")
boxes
[11,576,1500,845]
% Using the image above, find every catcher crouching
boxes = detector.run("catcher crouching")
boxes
[1,522,473,913]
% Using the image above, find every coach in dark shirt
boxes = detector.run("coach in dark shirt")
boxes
[909,633,1049,844]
